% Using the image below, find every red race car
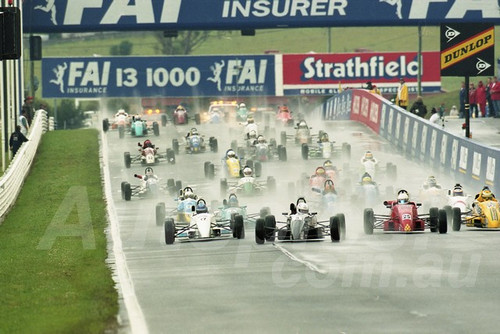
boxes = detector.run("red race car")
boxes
[363,190,447,234]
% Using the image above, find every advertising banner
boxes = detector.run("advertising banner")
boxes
[42,55,275,98]
[23,0,500,33]
[282,52,441,95]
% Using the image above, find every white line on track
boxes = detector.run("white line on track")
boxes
[273,243,327,275]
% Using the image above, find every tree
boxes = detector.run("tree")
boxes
[110,40,133,55]
[153,31,210,55]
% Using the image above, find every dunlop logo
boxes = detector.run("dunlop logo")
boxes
[441,27,494,69]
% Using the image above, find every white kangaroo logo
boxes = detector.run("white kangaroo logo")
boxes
[50,62,68,93]
[34,0,57,25]
[207,60,225,92]
[380,0,402,19]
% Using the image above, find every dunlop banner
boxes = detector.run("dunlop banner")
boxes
[440,23,495,77]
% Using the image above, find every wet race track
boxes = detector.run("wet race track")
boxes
[103,110,500,334]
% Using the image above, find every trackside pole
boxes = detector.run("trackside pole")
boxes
[464,76,471,138]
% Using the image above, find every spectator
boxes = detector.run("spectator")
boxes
[476,81,487,117]
[459,81,466,118]
[469,83,478,118]
[19,110,29,136]
[490,77,500,118]
[486,77,495,117]
[409,96,427,118]
[395,78,408,110]
[449,105,459,117]
[9,125,28,156]
[429,107,441,125]
[22,96,35,126]
[438,102,446,118]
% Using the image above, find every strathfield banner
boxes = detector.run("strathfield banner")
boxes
[22,0,500,33]
[282,52,441,95]
[440,23,495,77]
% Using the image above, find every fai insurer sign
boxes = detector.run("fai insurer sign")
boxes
[440,23,495,77]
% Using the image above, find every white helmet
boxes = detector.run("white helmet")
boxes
[249,130,257,139]
[184,187,195,199]
[145,167,154,176]
[297,202,309,214]
[257,135,266,144]
[227,150,236,158]
[239,103,246,109]
[397,190,409,204]
[243,166,253,177]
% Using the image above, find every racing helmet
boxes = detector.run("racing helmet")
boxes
[190,128,199,136]
[324,179,335,192]
[320,132,329,142]
[315,166,326,176]
[176,105,185,111]
[362,175,372,184]
[257,135,266,144]
[323,160,333,169]
[249,130,257,139]
[297,202,309,214]
[135,115,142,120]
[298,120,308,128]
[145,167,154,176]
[195,199,208,213]
[242,166,253,177]
[184,187,195,199]
[481,188,493,200]
[118,109,126,115]
[364,151,373,160]
[226,150,236,159]
[279,105,289,113]
[143,139,152,147]
[452,184,464,197]
[247,118,254,124]
[397,190,409,204]
[239,103,246,109]
[228,193,239,207]
[427,176,437,187]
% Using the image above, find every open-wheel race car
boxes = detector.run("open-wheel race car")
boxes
[172,128,218,155]
[121,168,164,201]
[452,187,500,231]
[363,190,448,234]
[280,119,316,146]
[255,197,346,243]
[204,149,263,180]
[162,198,244,244]
[124,142,175,168]
[129,115,160,137]
[102,109,131,138]
[301,132,351,161]
[232,136,287,163]
[219,165,273,196]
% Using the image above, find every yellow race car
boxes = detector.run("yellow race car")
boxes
[453,200,500,231]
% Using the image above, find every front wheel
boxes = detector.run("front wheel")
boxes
[234,214,245,239]
[264,215,276,242]
[429,207,439,232]
[156,202,166,226]
[438,209,448,234]
[330,216,340,242]
[452,207,462,231]
[255,218,265,244]
[164,219,175,245]
[363,208,374,235]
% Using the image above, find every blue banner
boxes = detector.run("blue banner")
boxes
[23,0,500,33]
[42,55,275,98]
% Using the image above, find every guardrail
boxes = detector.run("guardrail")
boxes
[0,110,49,223]
[321,89,500,195]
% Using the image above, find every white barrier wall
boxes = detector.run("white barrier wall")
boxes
[0,110,48,223]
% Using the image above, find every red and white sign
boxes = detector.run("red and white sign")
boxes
[282,52,441,95]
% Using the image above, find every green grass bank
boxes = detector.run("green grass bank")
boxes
[0,129,118,333]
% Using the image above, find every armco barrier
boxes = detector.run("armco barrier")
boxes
[0,110,48,223]
[323,89,500,195]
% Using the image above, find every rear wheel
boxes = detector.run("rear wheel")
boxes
[330,216,340,242]
[452,207,462,231]
[210,137,218,153]
[278,145,287,161]
[120,181,128,200]
[337,213,346,240]
[301,143,309,160]
[102,119,109,132]
[156,202,166,226]
[161,114,168,126]
[255,218,265,244]
[280,131,287,146]
[153,122,160,136]
[166,148,176,164]
[429,207,439,232]
[124,152,131,168]
[164,219,175,245]
[264,215,276,242]
[195,114,201,125]
[363,208,374,235]
[172,139,179,154]
[234,214,245,239]
[124,182,132,201]
[438,209,448,234]
[175,180,182,192]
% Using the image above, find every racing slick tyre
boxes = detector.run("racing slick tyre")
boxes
[280,131,287,146]
[255,218,266,244]
[124,152,131,168]
[330,216,340,242]
[444,205,452,224]
[220,178,228,196]
[230,212,238,233]
[337,213,346,240]
[231,140,238,152]
[264,215,276,242]
[102,118,109,132]
[161,114,168,127]
[234,214,245,239]
[267,176,276,193]
[124,182,132,201]
[172,139,179,155]
[164,219,176,245]
[121,181,128,200]
[175,180,182,192]
[118,125,125,139]
[342,143,351,160]
[210,137,218,153]
[260,207,271,219]
[254,162,262,177]
[156,202,166,226]
[438,209,448,234]
[452,207,462,231]
[429,207,439,232]
[166,148,176,164]
[278,145,287,161]
[363,208,374,235]
[301,143,309,160]
[195,113,201,125]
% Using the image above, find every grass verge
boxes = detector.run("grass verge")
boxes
[0,129,118,333]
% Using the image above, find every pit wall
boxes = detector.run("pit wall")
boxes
[320,89,499,195]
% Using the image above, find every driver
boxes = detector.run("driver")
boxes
[195,199,209,214]
[245,116,258,139]
[323,179,337,195]
[141,139,155,149]
[475,186,497,203]
[186,127,199,140]
[361,150,378,164]
[452,183,465,197]
[423,175,441,189]
[175,105,186,113]
[225,149,238,160]
[297,120,309,129]
[318,131,330,143]
[397,189,410,204]
[182,186,198,200]
[134,167,158,182]
[227,193,239,207]
[360,173,376,185]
